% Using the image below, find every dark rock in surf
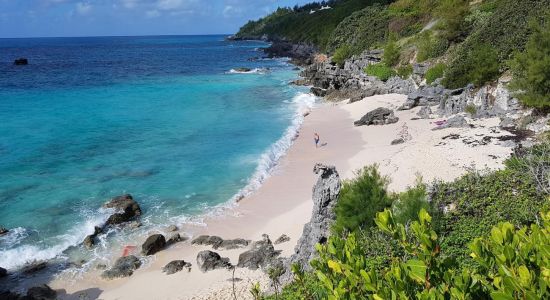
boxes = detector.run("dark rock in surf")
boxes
[162,260,192,275]
[22,261,47,274]
[83,226,103,249]
[196,250,231,272]
[101,255,141,279]
[103,194,142,226]
[0,227,8,235]
[354,107,399,126]
[141,234,166,255]
[14,58,28,65]
[166,233,187,246]
[0,290,20,300]
[234,67,251,72]
[0,267,7,278]
[26,284,57,300]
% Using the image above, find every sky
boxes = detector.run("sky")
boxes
[0,0,312,38]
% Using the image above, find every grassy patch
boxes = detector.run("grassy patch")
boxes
[364,64,396,81]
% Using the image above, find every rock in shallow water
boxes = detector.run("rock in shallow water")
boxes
[103,194,142,226]
[0,226,8,235]
[101,255,141,279]
[162,260,192,275]
[141,234,166,255]
[0,266,7,277]
[196,250,232,272]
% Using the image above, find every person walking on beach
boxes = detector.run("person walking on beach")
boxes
[314,133,320,148]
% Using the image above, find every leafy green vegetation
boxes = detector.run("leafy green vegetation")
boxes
[444,0,550,88]
[382,38,400,66]
[331,44,353,67]
[415,30,449,62]
[391,180,429,224]
[326,4,390,54]
[510,15,550,109]
[396,64,413,79]
[236,0,391,51]
[425,63,446,84]
[333,165,392,235]
[364,64,395,81]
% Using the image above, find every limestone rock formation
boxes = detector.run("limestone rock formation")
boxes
[274,234,290,245]
[287,164,341,271]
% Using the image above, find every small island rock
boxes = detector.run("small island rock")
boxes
[103,194,142,226]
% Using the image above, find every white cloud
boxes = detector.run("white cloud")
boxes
[146,9,161,18]
[156,0,183,10]
[75,2,92,15]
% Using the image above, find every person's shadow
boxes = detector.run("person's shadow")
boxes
[319,142,328,147]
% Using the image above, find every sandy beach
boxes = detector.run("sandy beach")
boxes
[51,93,515,299]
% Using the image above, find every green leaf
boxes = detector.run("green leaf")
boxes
[518,265,532,287]
[491,227,504,245]
[405,259,427,283]
[490,292,514,300]
[327,260,342,274]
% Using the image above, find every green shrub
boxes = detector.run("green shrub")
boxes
[327,4,390,53]
[443,44,499,88]
[425,63,446,84]
[383,39,400,66]
[434,0,470,41]
[510,16,550,109]
[396,64,413,79]
[465,103,477,116]
[332,44,353,67]
[416,30,449,62]
[364,63,396,81]
[430,167,546,267]
[333,165,393,234]
[444,0,550,88]
[391,180,429,224]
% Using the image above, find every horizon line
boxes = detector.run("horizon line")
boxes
[0,33,235,40]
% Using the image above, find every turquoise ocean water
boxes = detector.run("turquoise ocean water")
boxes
[0,35,314,272]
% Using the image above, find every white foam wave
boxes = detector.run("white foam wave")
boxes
[230,92,317,202]
[0,210,111,270]
[227,68,268,74]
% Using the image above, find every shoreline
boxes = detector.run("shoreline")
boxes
[48,93,515,299]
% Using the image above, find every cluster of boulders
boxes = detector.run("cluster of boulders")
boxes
[262,41,317,66]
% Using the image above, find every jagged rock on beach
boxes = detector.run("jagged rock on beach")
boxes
[354,107,399,126]
[166,233,188,246]
[103,194,142,226]
[141,234,166,255]
[167,225,178,232]
[432,115,469,130]
[191,235,223,248]
[400,85,447,110]
[196,250,232,272]
[274,234,290,245]
[286,164,341,273]
[214,238,250,250]
[391,138,405,145]
[417,106,432,119]
[26,284,57,300]
[310,87,327,97]
[101,255,141,279]
[162,260,192,275]
[237,234,281,270]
